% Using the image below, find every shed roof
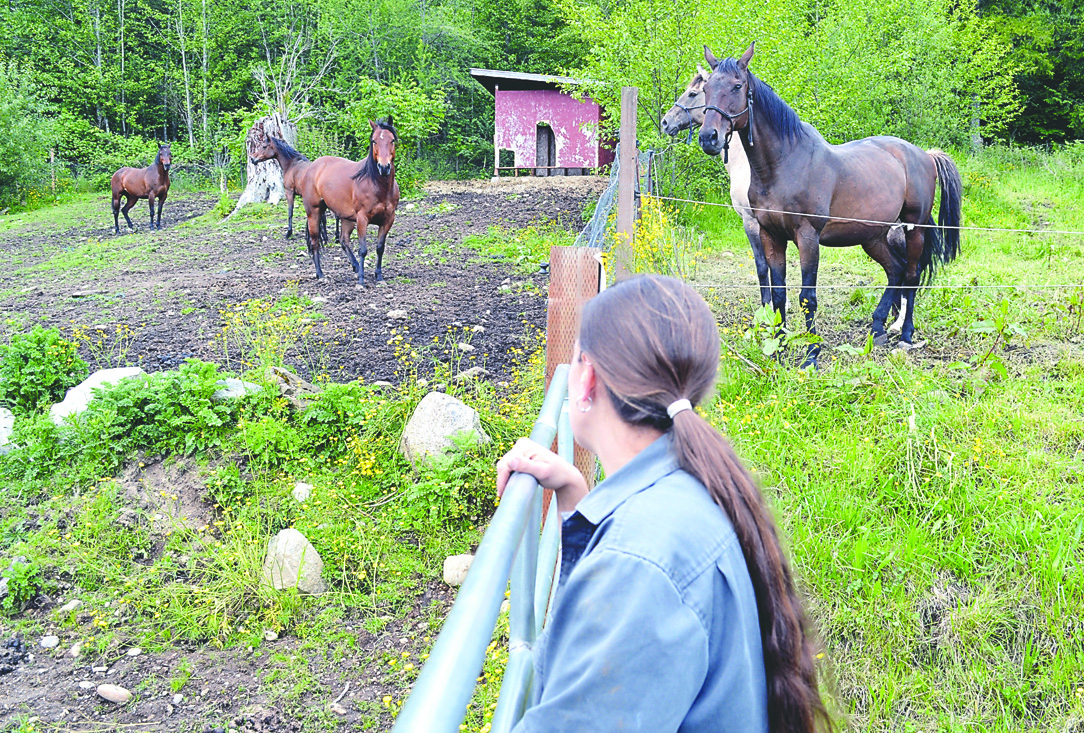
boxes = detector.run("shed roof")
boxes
[469,68,596,94]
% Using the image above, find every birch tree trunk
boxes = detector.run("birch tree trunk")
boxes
[176,0,196,148]
[228,113,297,218]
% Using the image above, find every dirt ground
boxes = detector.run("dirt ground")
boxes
[0,175,605,732]
[0,176,606,384]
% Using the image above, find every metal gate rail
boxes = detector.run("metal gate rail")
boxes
[392,364,571,733]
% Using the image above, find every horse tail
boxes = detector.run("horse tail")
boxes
[918,148,963,285]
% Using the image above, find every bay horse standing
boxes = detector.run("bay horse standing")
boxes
[248,133,332,248]
[698,44,962,366]
[111,143,172,233]
[662,67,910,324]
[299,118,400,284]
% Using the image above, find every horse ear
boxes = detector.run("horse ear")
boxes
[387,115,394,128]
[738,41,755,70]
[696,64,710,81]
[369,119,377,131]
[704,46,719,71]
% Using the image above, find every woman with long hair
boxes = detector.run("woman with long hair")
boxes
[496,275,832,732]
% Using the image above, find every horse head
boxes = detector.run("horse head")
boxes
[370,117,398,177]
[661,66,711,138]
[249,133,278,165]
[157,143,172,173]
[699,43,755,158]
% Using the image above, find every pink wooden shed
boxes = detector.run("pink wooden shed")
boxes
[470,68,615,177]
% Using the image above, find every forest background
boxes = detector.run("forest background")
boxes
[0,0,1080,207]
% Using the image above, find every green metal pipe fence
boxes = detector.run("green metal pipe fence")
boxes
[392,364,571,733]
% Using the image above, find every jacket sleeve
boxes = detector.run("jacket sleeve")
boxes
[513,547,709,733]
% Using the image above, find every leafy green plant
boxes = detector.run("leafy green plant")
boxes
[950,299,1027,378]
[1,558,41,616]
[0,326,88,413]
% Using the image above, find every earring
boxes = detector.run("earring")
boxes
[577,395,593,413]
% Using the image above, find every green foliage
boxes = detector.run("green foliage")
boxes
[0,60,52,206]
[0,326,88,414]
[0,557,40,616]
[461,225,575,276]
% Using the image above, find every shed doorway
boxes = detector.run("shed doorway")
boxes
[536,124,561,176]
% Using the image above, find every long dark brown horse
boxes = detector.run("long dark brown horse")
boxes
[698,44,962,366]
[299,118,400,284]
[111,143,172,233]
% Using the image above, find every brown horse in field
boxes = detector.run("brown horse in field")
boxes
[248,133,320,242]
[111,143,171,233]
[299,118,400,284]
[698,44,962,366]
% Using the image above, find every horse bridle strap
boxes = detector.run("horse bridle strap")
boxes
[703,89,754,164]
[673,103,705,144]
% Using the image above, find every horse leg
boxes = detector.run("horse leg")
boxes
[148,195,156,229]
[112,192,122,234]
[285,190,295,239]
[795,227,821,369]
[157,193,166,229]
[374,214,395,283]
[862,237,904,346]
[121,195,136,230]
[305,206,325,280]
[337,220,361,275]
[898,228,926,345]
[743,210,773,308]
[353,218,370,285]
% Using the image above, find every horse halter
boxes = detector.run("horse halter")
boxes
[672,103,705,144]
[703,87,754,164]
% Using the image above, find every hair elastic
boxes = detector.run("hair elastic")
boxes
[667,398,693,419]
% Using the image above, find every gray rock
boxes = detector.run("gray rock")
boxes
[372,380,394,388]
[267,367,320,411]
[50,367,147,425]
[92,665,108,673]
[261,528,327,595]
[386,309,409,320]
[212,378,262,401]
[96,683,132,704]
[126,647,142,657]
[443,554,474,586]
[457,342,475,352]
[69,642,83,657]
[58,599,81,614]
[40,635,60,649]
[454,366,488,382]
[79,680,95,690]
[330,702,348,716]
[263,629,278,642]
[399,392,491,466]
[173,693,184,704]
[291,482,312,503]
[0,407,14,454]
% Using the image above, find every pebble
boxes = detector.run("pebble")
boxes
[40,636,60,649]
[69,642,83,657]
[126,647,142,657]
[79,681,95,689]
[386,309,409,320]
[93,665,108,673]
[173,693,184,704]
[330,702,348,716]
[58,599,81,613]
[96,683,132,704]
[263,630,278,641]
[457,342,475,352]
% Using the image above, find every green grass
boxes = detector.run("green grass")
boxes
[461,224,575,276]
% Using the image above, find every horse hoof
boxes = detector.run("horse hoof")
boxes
[872,333,889,348]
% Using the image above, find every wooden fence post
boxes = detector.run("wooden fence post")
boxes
[614,86,638,282]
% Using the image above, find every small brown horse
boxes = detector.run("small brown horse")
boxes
[699,43,962,366]
[248,133,333,248]
[299,119,400,283]
[112,143,171,233]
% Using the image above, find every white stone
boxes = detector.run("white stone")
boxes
[372,381,394,388]
[69,642,83,657]
[96,683,132,704]
[0,407,14,454]
[386,309,409,320]
[399,392,491,466]
[291,482,312,503]
[79,681,95,690]
[263,629,278,641]
[261,528,327,595]
[40,635,60,649]
[173,694,184,704]
[457,342,475,352]
[50,367,146,425]
[58,599,81,613]
[330,702,348,716]
[455,366,488,382]
[212,378,262,401]
[442,554,473,586]
[92,665,108,673]
[126,647,142,657]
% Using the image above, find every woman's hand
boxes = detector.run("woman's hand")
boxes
[496,438,589,514]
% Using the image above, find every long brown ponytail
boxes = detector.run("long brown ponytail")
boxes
[580,275,832,733]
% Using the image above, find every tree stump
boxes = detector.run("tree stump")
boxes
[228,112,298,218]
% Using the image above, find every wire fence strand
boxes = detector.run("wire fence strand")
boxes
[652,194,1084,237]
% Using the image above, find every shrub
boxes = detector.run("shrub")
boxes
[0,327,88,413]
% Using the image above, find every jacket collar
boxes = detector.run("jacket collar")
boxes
[574,433,680,526]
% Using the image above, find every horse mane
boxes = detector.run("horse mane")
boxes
[270,137,309,163]
[154,146,166,165]
[351,118,398,182]
[718,57,805,143]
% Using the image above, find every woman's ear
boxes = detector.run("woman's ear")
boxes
[577,355,597,402]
